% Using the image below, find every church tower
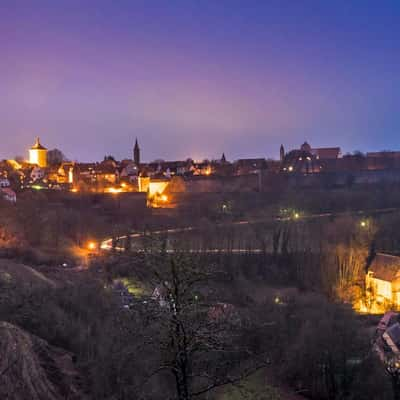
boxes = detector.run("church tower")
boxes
[280,144,285,162]
[133,138,140,166]
[29,137,48,168]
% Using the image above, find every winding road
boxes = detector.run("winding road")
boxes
[100,207,400,252]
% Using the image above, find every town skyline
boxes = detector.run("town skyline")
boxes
[2,1,400,162]
[6,136,400,164]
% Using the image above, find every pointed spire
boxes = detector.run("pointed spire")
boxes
[280,144,285,162]
[133,138,140,165]
[221,153,226,163]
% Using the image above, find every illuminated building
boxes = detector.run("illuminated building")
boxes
[148,178,169,197]
[366,253,400,313]
[56,162,76,184]
[29,138,48,168]
[138,176,150,193]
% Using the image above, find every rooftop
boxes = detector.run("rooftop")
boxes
[30,137,47,150]
[369,253,400,282]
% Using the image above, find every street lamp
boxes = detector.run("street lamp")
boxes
[88,241,97,251]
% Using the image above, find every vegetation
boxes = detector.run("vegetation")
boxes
[2,184,400,398]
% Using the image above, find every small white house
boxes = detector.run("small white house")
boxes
[0,178,10,188]
[0,188,16,203]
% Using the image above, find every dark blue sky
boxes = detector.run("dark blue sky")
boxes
[1,1,399,161]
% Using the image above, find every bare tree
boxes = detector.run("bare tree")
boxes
[126,237,269,400]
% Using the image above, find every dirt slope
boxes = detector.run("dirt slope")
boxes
[0,259,57,289]
[0,321,86,400]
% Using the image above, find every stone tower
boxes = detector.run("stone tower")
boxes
[280,144,285,162]
[29,137,48,168]
[133,138,140,166]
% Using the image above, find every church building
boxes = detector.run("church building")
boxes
[134,138,140,166]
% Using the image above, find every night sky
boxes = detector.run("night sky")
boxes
[1,1,400,162]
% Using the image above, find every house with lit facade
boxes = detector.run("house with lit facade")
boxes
[366,253,400,312]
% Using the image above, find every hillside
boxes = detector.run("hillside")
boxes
[0,258,56,289]
[0,321,86,400]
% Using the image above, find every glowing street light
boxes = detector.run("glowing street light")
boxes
[87,241,97,251]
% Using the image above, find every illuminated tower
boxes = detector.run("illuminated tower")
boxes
[29,137,48,168]
[133,138,140,166]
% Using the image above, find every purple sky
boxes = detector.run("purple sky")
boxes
[1,1,400,162]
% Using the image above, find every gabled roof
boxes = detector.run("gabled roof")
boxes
[76,163,97,172]
[96,163,118,174]
[386,323,400,346]
[57,162,76,174]
[30,138,47,150]
[369,253,400,282]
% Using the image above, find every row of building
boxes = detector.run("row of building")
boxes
[2,137,400,204]
[280,141,400,174]
[0,138,274,195]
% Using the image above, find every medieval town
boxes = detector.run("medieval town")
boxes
[3,137,400,207]
[3,2,400,400]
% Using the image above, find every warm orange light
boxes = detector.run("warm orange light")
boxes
[88,241,96,251]
[161,194,168,202]
[106,187,122,194]
[71,188,79,193]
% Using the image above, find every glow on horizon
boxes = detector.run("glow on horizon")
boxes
[1,1,400,161]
